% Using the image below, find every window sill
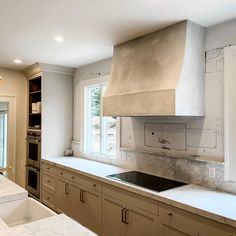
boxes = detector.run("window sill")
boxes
[79,152,117,161]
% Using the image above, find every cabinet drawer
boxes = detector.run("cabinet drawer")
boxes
[42,163,57,175]
[103,184,158,216]
[159,202,236,236]
[42,173,56,191]
[57,168,76,181]
[42,188,56,210]
[76,175,102,193]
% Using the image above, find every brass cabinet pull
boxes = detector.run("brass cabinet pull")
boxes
[168,212,173,216]
[121,208,126,223]
[65,183,69,195]
[125,208,129,224]
[80,190,85,203]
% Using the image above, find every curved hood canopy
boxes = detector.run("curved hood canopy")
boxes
[102,20,205,117]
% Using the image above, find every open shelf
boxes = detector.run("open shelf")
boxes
[28,76,42,128]
[30,90,41,95]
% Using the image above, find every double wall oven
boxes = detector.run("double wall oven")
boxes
[26,129,41,198]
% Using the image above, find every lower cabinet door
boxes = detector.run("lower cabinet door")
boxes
[83,189,102,235]
[55,178,70,214]
[158,218,198,236]
[126,207,158,236]
[69,183,84,224]
[102,194,126,236]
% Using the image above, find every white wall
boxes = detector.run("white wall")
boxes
[206,18,236,50]
[42,70,73,158]
[0,68,27,187]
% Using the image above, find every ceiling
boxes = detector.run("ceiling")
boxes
[0,0,236,70]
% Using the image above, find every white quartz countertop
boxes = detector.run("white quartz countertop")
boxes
[0,175,28,204]
[42,156,236,228]
[0,214,97,236]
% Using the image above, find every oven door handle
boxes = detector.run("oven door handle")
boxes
[26,166,40,171]
[26,139,40,144]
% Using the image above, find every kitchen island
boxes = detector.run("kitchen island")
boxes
[0,175,27,204]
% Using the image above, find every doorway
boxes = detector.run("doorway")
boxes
[0,102,8,168]
[0,96,16,181]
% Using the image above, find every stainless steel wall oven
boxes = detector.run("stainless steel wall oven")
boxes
[26,165,40,198]
[26,129,41,198]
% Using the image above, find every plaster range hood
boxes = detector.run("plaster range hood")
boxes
[102,20,205,117]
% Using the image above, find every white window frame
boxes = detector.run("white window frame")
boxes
[79,75,120,159]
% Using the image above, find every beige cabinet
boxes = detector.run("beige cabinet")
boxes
[69,183,84,223]
[43,163,102,235]
[158,218,198,236]
[126,206,158,236]
[102,185,158,236]
[159,202,236,236]
[56,177,70,214]
[81,186,102,235]
[102,193,126,236]
[42,161,236,236]
[69,182,102,235]
[41,162,57,210]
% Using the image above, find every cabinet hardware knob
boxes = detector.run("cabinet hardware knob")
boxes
[47,180,50,183]
[60,172,63,175]
[168,212,173,216]
[71,176,75,179]
[47,197,50,200]
[93,184,96,187]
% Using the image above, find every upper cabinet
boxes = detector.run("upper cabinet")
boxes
[23,63,75,158]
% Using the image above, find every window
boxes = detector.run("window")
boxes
[84,82,116,157]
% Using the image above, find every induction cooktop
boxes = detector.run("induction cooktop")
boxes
[107,171,186,192]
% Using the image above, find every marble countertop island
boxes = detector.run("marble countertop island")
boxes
[42,156,236,228]
[0,214,96,236]
[0,175,27,204]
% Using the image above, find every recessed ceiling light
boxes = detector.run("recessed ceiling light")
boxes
[14,59,22,64]
[55,35,64,42]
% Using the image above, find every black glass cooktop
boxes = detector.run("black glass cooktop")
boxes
[107,171,186,192]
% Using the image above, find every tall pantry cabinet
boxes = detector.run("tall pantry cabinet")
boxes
[23,63,74,199]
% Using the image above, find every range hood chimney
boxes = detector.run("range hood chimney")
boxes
[102,20,205,117]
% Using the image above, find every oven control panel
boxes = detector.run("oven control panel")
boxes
[27,129,41,140]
